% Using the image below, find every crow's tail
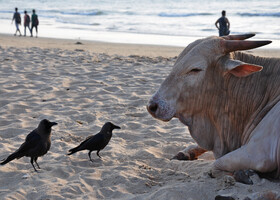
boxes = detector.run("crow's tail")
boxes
[1,152,20,165]
[67,146,81,155]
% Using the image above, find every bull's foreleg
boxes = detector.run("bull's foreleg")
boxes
[210,143,276,184]
[171,143,207,160]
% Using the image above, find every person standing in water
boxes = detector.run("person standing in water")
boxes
[215,10,230,36]
[31,9,39,37]
[12,7,22,36]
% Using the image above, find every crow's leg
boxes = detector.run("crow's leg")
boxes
[30,157,38,172]
[96,150,102,159]
[34,157,40,169]
[88,151,93,162]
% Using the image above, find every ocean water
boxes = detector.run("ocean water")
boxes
[0,0,279,47]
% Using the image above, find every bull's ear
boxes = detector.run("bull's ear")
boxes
[225,59,263,77]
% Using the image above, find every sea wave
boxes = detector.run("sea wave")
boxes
[238,12,280,17]
[60,10,104,16]
[55,18,95,26]
[158,12,213,17]
[0,10,13,14]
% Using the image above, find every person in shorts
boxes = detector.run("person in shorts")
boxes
[12,7,22,36]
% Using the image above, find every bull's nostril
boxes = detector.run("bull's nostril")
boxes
[149,103,158,113]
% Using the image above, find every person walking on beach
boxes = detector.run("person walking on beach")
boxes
[24,11,31,36]
[31,9,39,37]
[215,10,230,36]
[12,7,22,36]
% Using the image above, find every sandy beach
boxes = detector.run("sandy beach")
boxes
[0,34,279,200]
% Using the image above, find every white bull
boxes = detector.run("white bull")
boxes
[147,34,280,184]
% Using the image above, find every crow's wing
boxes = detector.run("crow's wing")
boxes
[78,135,94,147]
[1,130,41,164]
[15,130,41,157]
[83,133,105,150]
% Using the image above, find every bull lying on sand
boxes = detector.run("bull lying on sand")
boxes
[147,34,280,184]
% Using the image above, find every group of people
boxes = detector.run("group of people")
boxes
[12,7,39,37]
[11,8,230,38]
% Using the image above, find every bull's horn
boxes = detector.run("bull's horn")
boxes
[222,40,272,54]
[222,33,256,40]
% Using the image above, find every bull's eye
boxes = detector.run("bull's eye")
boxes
[182,68,202,77]
[186,68,202,75]
[190,68,202,73]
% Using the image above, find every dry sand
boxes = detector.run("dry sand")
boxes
[0,34,279,200]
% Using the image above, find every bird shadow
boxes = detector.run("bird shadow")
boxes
[88,158,103,167]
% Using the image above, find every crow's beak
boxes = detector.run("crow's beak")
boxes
[114,125,121,129]
[50,122,58,126]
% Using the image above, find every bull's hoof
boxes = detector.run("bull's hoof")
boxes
[233,170,253,185]
[171,152,197,160]
[171,152,189,160]
[215,195,235,200]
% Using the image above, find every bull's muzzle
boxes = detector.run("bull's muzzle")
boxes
[147,96,176,122]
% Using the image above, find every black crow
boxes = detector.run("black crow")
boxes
[1,119,57,171]
[68,122,120,161]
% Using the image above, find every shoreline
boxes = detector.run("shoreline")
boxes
[0,33,184,58]
[0,33,279,58]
